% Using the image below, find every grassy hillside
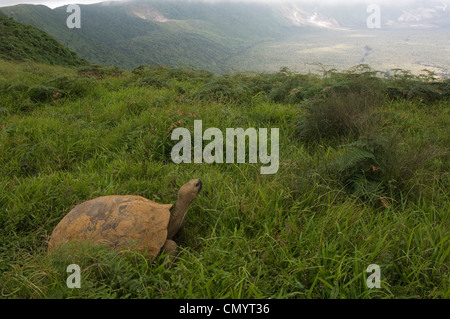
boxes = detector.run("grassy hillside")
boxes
[0,12,86,66]
[0,2,269,71]
[0,1,295,71]
[0,59,448,298]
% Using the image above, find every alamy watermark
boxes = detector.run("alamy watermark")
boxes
[366,264,381,288]
[66,4,81,29]
[367,4,381,29]
[171,120,279,174]
[66,264,81,288]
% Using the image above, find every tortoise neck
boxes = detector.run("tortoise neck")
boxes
[167,200,189,239]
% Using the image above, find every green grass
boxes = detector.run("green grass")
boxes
[0,60,448,299]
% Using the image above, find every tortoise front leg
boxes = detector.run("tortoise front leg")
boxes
[162,239,178,265]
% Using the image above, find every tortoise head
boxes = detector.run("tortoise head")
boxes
[177,179,202,205]
[167,179,202,239]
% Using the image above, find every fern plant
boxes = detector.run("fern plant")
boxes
[331,136,388,205]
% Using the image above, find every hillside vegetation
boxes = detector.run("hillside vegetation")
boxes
[0,12,86,66]
[0,60,448,298]
[0,1,292,71]
[2,1,449,75]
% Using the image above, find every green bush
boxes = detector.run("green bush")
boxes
[384,69,449,104]
[0,107,8,116]
[296,92,380,144]
[45,76,94,98]
[77,65,123,79]
[331,137,387,204]
[137,76,169,89]
[268,77,304,103]
[329,134,443,205]
[191,77,252,104]
[27,85,64,103]
[7,82,29,92]
[406,84,443,103]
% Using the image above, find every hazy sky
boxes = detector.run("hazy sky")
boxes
[0,0,108,8]
[0,0,448,9]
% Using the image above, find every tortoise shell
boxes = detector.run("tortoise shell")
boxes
[48,195,173,257]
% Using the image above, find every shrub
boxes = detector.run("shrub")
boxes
[262,69,322,104]
[0,82,31,112]
[126,101,147,116]
[7,82,29,92]
[406,84,443,103]
[329,133,444,205]
[0,107,8,117]
[296,92,381,144]
[384,68,449,104]
[77,65,123,79]
[137,76,169,89]
[27,85,64,103]
[191,77,252,104]
[268,77,304,103]
[45,76,93,98]
[442,79,450,98]
[132,65,212,83]
[331,137,386,204]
